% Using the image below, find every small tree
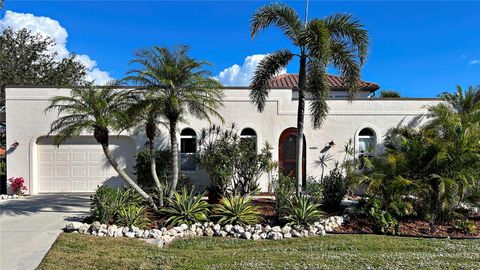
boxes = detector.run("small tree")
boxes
[46,84,158,210]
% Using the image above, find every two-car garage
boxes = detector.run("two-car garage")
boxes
[35,136,136,193]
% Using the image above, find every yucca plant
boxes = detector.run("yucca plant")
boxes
[117,205,150,229]
[161,187,209,225]
[283,195,324,226]
[212,196,261,226]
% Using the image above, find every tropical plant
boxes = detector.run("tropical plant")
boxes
[45,84,158,210]
[305,176,322,205]
[283,195,324,226]
[196,124,239,200]
[380,90,401,98]
[321,166,348,211]
[369,205,399,235]
[161,187,209,225]
[124,45,224,199]
[250,3,369,194]
[8,177,27,195]
[90,186,142,224]
[212,196,261,226]
[454,219,477,234]
[233,140,273,196]
[117,205,151,229]
[272,174,296,216]
[316,153,333,182]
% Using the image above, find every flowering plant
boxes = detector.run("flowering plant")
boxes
[8,177,28,195]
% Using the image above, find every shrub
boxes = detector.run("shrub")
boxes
[305,176,322,205]
[321,166,347,211]
[233,140,272,196]
[369,207,399,235]
[272,174,296,216]
[90,186,142,224]
[161,187,209,225]
[212,196,260,226]
[197,124,239,200]
[134,149,194,197]
[117,205,150,229]
[283,195,324,226]
[454,219,476,234]
[8,177,27,195]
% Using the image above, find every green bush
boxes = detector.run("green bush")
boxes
[134,149,194,199]
[90,186,142,224]
[454,219,476,234]
[283,195,324,226]
[273,174,296,216]
[117,205,150,229]
[161,187,209,225]
[306,176,322,205]
[369,207,399,235]
[212,196,260,226]
[321,166,347,211]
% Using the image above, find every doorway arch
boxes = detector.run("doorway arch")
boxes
[278,127,306,186]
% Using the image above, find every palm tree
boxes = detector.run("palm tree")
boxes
[45,84,158,210]
[123,89,168,206]
[124,45,224,198]
[250,3,369,194]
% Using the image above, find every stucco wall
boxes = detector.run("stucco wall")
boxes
[6,87,440,194]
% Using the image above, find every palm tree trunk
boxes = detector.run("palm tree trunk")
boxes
[295,55,307,195]
[149,138,164,207]
[101,143,158,211]
[168,120,179,198]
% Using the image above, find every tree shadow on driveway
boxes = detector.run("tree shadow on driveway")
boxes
[0,193,90,218]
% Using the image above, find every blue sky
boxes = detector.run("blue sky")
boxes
[1,1,479,97]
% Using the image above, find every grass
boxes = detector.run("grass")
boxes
[38,233,480,270]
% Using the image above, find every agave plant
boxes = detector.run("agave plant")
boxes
[212,196,261,226]
[283,195,324,226]
[117,205,150,229]
[161,187,209,225]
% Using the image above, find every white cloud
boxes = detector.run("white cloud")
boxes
[214,54,287,86]
[468,59,479,66]
[0,10,113,84]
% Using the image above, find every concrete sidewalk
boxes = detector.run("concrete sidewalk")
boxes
[0,194,90,270]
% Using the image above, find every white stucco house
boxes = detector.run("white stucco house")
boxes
[5,74,440,195]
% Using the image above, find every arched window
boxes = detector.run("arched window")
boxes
[180,128,196,171]
[358,128,376,157]
[240,128,257,150]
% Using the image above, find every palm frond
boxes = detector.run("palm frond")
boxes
[250,3,302,43]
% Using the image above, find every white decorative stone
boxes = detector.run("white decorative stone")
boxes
[283,233,292,238]
[267,231,283,240]
[180,224,189,231]
[125,232,135,238]
[271,226,281,233]
[281,225,291,234]
[254,224,263,231]
[107,225,117,237]
[260,232,267,239]
[252,233,261,240]
[242,232,252,240]
[264,225,271,232]
[224,224,233,233]
[116,227,124,237]
[213,224,221,231]
[196,228,204,236]
[78,224,89,234]
[204,228,214,237]
[291,230,301,237]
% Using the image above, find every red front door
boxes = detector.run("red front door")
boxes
[278,128,306,186]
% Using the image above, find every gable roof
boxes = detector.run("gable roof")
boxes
[267,74,380,92]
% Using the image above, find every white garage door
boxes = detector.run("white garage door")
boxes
[36,136,136,193]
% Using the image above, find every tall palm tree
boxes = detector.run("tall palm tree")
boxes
[123,89,168,206]
[250,3,369,194]
[45,84,158,210]
[124,45,224,198]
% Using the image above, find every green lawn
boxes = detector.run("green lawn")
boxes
[38,233,480,270]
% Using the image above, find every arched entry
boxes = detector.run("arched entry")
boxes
[278,128,306,186]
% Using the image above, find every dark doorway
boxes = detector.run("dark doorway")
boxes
[278,127,306,187]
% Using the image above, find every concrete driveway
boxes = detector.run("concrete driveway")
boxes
[0,194,90,270]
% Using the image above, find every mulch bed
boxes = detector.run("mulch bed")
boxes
[335,217,480,239]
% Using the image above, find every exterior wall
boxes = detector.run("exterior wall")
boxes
[6,87,440,194]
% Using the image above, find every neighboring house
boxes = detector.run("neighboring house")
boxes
[5,74,440,194]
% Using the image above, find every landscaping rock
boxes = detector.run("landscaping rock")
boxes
[107,225,117,237]
[291,230,301,238]
[267,232,283,240]
[264,225,271,232]
[220,230,228,237]
[260,232,267,239]
[142,230,150,239]
[281,225,291,234]
[65,222,82,232]
[195,228,204,236]
[283,233,292,238]
[78,224,89,234]
[242,232,252,240]
[204,228,214,237]
[180,224,189,231]
[90,221,101,232]
[254,224,263,231]
[301,230,309,237]
[116,227,124,237]
[252,233,261,240]
[271,226,282,233]
[224,224,233,233]
[122,227,130,235]
[213,224,221,232]
[125,232,135,238]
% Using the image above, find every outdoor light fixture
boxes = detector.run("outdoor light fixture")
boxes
[328,140,335,146]
[11,141,19,148]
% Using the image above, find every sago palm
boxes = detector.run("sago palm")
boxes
[124,45,224,198]
[250,3,369,193]
[45,84,158,210]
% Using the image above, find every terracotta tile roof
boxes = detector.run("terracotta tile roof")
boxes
[268,74,380,92]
